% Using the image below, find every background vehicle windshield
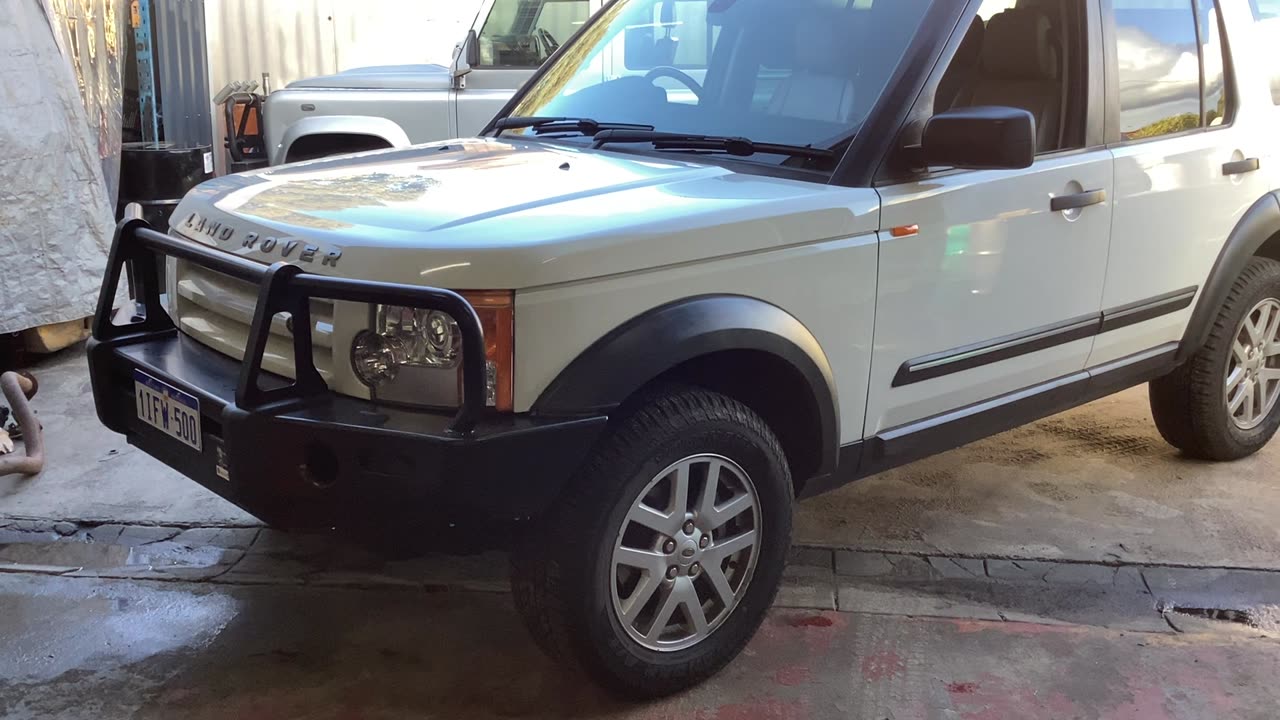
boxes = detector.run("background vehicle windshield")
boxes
[506,0,933,163]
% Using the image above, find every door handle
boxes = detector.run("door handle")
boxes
[1050,189,1106,212]
[1223,158,1260,176]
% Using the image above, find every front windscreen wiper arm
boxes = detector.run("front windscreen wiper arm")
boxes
[591,130,835,162]
[491,116,655,136]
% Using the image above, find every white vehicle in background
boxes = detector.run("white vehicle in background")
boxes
[263,0,600,164]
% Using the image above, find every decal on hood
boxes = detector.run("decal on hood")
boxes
[181,211,343,267]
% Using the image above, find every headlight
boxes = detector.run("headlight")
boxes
[351,291,514,412]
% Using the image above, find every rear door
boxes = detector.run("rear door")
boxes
[865,0,1114,434]
[1090,0,1274,366]
[454,0,596,136]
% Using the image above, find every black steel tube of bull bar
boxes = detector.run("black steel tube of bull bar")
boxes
[93,220,488,435]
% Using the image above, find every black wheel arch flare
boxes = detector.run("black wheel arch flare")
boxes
[1181,191,1280,361]
[531,295,841,477]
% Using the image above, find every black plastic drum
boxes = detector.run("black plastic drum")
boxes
[116,142,214,228]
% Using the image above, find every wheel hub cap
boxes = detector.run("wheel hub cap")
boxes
[679,541,698,563]
[609,454,761,653]
[1225,298,1280,430]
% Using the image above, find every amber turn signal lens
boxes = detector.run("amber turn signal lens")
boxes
[461,290,514,412]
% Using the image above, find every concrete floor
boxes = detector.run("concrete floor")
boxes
[0,350,254,526]
[2,573,1279,719]
[6,346,1280,718]
[7,346,1280,569]
[797,388,1280,568]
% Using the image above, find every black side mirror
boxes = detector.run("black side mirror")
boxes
[466,29,481,67]
[921,106,1035,170]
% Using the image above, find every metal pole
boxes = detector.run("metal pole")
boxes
[132,0,160,144]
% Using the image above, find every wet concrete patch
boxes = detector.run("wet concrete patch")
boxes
[5,520,1280,634]
[4,573,1280,720]
[0,541,133,570]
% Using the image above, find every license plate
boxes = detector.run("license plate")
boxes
[133,369,202,451]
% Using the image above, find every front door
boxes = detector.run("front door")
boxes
[865,0,1113,435]
[454,0,596,136]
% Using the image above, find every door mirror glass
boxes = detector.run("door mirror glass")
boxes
[921,106,1035,170]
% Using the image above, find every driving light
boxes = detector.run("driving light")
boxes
[351,291,514,412]
[351,330,405,386]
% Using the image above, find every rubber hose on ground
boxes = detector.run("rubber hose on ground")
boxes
[0,371,43,476]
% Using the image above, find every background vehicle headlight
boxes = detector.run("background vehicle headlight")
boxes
[351,291,514,412]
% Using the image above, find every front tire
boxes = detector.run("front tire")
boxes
[510,387,793,699]
[1150,257,1280,460]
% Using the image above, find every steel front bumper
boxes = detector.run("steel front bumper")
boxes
[87,220,606,532]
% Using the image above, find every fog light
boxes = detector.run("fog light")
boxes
[351,330,404,387]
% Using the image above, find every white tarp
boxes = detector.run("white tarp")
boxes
[0,1,120,334]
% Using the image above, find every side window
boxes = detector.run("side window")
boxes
[933,0,1087,154]
[1252,0,1280,104]
[478,0,591,68]
[1113,0,1202,140]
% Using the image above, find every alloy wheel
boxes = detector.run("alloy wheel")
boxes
[609,454,761,652]
[1225,298,1280,430]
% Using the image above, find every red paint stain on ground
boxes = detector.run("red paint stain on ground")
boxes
[787,614,833,628]
[773,665,811,687]
[1108,650,1239,718]
[942,674,1078,720]
[769,611,847,657]
[860,650,907,681]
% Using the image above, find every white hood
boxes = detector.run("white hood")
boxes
[171,138,872,290]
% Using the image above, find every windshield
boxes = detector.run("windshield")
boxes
[505,0,933,165]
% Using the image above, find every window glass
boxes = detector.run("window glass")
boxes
[653,1,711,68]
[1252,0,1280,104]
[934,0,1086,153]
[1113,0,1202,140]
[479,0,591,67]
[508,0,933,163]
[1200,0,1227,126]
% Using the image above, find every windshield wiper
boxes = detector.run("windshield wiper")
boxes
[591,130,836,163]
[491,116,656,137]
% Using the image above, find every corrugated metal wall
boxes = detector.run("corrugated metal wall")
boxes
[201,0,482,93]
[154,0,212,148]
[335,0,480,71]
[204,0,340,96]
[149,0,483,171]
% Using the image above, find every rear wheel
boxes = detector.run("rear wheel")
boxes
[510,387,792,698]
[1150,257,1280,460]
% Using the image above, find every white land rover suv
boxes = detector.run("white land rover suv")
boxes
[91,0,1280,698]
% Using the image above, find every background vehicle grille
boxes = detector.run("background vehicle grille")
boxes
[173,260,336,382]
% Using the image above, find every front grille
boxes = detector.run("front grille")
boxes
[174,260,335,381]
